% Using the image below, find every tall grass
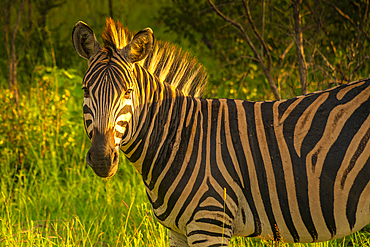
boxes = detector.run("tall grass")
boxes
[0,66,168,246]
[1,67,370,246]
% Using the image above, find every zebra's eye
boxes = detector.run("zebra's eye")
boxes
[124,89,133,99]
[82,86,90,98]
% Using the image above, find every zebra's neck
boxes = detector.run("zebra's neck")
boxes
[121,65,189,179]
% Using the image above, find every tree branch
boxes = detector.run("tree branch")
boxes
[209,55,259,71]
[280,40,294,63]
[349,56,370,81]
[11,0,27,47]
[292,0,308,95]
[208,0,280,100]
[242,0,272,72]
[322,0,370,42]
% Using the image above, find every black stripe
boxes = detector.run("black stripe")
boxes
[172,100,208,224]
[191,239,208,245]
[151,97,190,207]
[141,70,150,103]
[195,218,232,230]
[88,130,93,139]
[261,101,299,242]
[281,95,319,241]
[117,105,133,116]
[170,100,201,227]
[190,178,235,222]
[243,101,280,241]
[85,119,92,128]
[241,208,246,225]
[134,64,145,100]
[341,127,370,189]
[117,120,128,127]
[338,79,370,102]
[346,156,370,229]
[83,53,105,83]
[211,99,238,206]
[116,130,126,139]
[156,101,204,222]
[124,106,150,157]
[228,100,261,237]
[144,88,178,187]
[187,230,229,238]
[152,98,204,220]
[320,97,370,236]
[120,126,129,140]
[124,71,154,157]
[83,104,93,115]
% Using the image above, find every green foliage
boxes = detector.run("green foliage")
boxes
[160,0,370,100]
[0,66,81,172]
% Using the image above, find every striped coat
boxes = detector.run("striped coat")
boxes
[72,18,370,246]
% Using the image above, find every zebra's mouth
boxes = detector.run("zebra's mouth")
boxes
[89,163,119,178]
[86,146,119,178]
[86,127,120,178]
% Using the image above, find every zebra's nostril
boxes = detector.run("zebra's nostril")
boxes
[112,150,119,164]
[86,151,92,165]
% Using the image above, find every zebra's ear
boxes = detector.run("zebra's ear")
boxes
[123,28,154,63]
[72,21,101,60]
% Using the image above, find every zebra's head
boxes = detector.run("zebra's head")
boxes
[72,20,154,178]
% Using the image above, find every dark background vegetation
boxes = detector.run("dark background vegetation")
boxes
[2,0,370,103]
[1,0,370,246]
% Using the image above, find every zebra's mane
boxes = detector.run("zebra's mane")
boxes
[102,18,207,98]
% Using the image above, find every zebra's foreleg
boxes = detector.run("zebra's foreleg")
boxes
[169,229,189,247]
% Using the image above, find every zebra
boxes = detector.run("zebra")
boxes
[72,18,370,246]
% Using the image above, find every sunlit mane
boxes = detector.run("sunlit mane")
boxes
[102,18,132,49]
[102,18,207,98]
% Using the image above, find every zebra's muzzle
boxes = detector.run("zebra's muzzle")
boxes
[86,128,119,178]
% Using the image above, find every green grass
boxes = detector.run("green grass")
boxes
[1,68,370,246]
[0,154,169,246]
